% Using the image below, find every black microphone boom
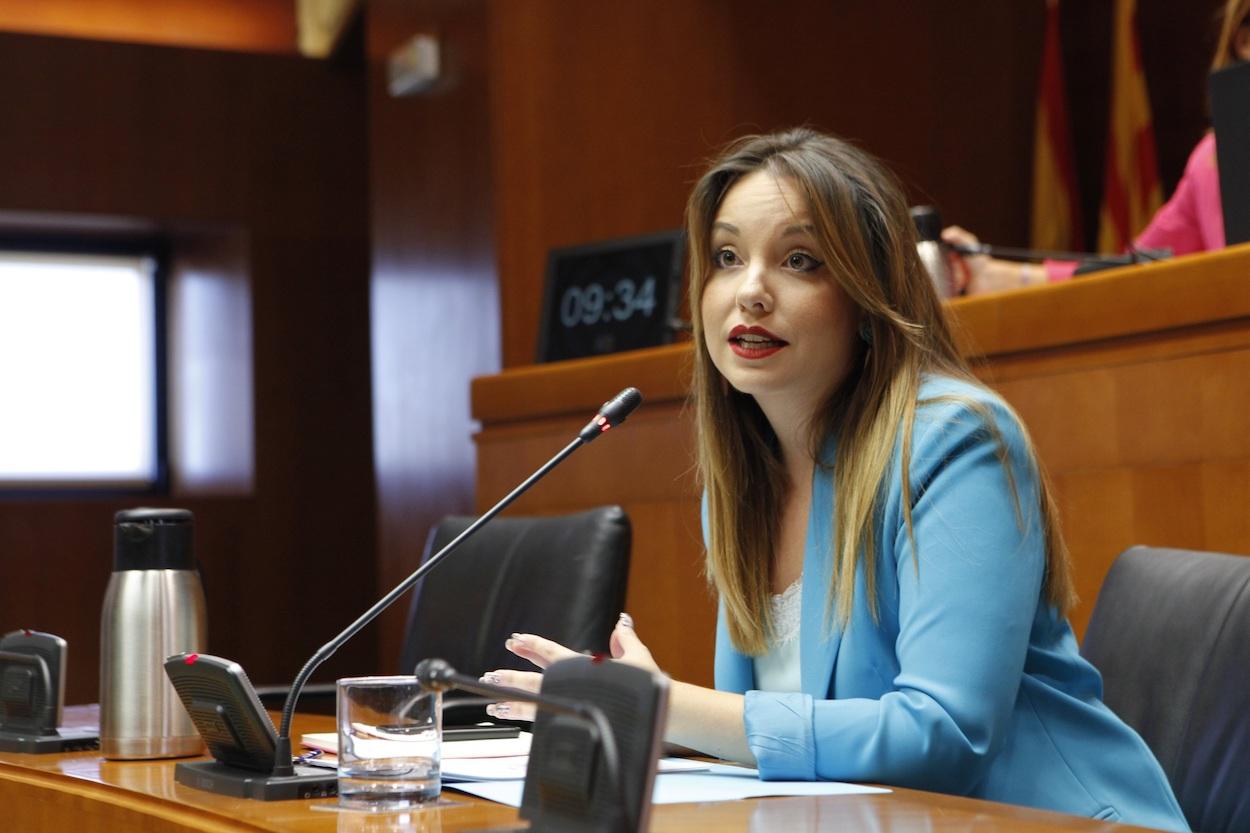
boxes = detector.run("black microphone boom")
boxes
[949,241,1172,266]
[269,387,644,777]
[910,204,1170,268]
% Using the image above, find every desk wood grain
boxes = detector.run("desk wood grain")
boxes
[0,708,1157,832]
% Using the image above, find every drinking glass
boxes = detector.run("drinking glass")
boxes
[337,676,441,811]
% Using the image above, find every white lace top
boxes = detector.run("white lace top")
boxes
[752,575,803,692]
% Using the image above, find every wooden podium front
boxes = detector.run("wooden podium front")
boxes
[471,245,1250,687]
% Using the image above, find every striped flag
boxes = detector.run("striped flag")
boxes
[1097,0,1161,253]
[1031,0,1083,252]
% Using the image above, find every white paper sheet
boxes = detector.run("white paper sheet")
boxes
[444,762,890,806]
[441,755,707,782]
[301,730,532,760]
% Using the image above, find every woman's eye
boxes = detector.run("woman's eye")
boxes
[786,252,823,272]
[713,249,740,268]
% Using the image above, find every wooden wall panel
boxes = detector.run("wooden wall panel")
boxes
[487,0,1037,367]
[0,32,375,702]
[486,0,1225,369]
[365,0,501,672]
[985,320,1250,633]
[474,404,697,512]
[488,1,731,369]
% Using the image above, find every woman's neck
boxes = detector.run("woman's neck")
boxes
[754,394,818,484]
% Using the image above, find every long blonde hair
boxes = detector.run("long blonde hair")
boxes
[1213,0,1250,70]
[686,129,1074,654]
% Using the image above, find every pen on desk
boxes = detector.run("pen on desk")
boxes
[293,748,323,765]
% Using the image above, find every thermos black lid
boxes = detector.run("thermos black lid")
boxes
[910,205,943,242]
[113,508,195,571]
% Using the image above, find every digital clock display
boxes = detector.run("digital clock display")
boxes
[537,230,684,363]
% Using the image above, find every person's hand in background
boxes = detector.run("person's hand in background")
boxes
[942,226,1047,294]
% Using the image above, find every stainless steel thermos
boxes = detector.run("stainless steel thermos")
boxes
[910,205,956,298]
[100,508,206,759]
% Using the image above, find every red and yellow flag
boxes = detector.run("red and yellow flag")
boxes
[1097,0,1161,253]
[1031,0,1083,252]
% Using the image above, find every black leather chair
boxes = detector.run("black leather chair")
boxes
[258,506,631,716]
[397,505,631,683]
[1080,545,1250,833]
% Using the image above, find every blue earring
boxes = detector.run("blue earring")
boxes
[859,321,873,345]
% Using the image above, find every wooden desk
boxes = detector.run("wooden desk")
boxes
[471,245,1250,686]
[0,708,1154,832]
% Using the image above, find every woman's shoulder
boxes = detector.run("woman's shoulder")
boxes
[916,373,992,402]
[916,374,1011,418]
[912,374,1025,453]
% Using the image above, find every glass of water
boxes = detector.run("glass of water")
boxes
[337,676,441,811]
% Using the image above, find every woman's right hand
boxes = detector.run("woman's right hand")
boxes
[481,613,659,721]
[481,631,581,722]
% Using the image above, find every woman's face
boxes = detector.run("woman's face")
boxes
[700,169,860,419]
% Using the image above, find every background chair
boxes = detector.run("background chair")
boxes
[397,505,631,683]
[258,506,631,716]
[1080,545,1250,833]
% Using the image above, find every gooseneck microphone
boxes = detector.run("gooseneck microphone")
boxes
[268,387,644,777]
[578,387,642,442]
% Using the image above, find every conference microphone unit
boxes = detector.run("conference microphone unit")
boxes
[0,630,99,753]
[168,387,643,801]
[910,204,1170,276]
[947,240,1170,268]
[416,657,667,833]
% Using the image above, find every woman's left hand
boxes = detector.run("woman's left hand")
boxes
[482,613,661,721]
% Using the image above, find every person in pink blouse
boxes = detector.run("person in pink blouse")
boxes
[945,0,1249,295]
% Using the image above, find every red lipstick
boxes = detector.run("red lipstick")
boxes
[728,325,787,359]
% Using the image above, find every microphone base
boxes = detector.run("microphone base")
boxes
[174,760,337,801]
[0,727,100,754]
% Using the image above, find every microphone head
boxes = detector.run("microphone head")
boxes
[578,387,643,443]
[599,387,643,427]
[415,658,454,691]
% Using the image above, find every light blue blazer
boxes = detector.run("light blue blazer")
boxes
[713,376,1188,831]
